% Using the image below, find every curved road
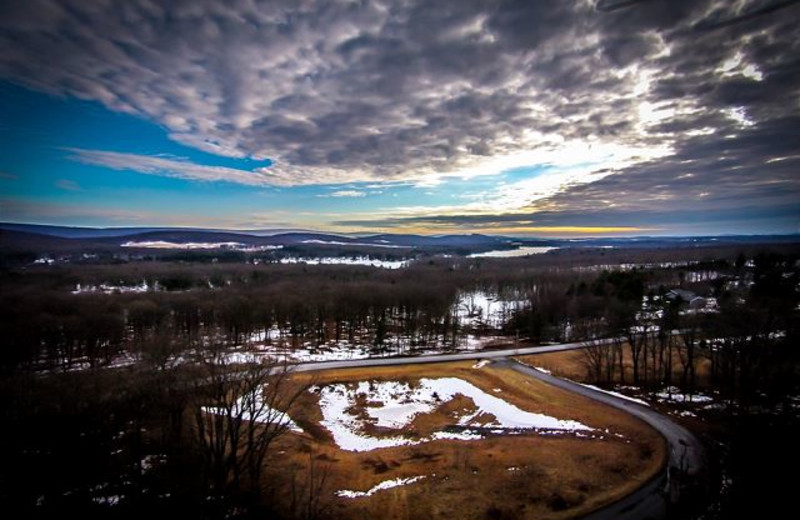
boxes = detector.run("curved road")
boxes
[495,358,705,520]
[290,337,615,373]
[288,339,705,520]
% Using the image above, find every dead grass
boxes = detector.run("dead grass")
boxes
[516,344,712,386]
[266,362,666,520]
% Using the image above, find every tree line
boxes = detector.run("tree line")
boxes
[1,246,798,518]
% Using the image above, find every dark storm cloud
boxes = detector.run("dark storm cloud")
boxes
[0,0,798,235]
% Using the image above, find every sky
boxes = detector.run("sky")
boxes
[0,0,798,237]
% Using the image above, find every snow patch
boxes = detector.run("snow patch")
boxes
[279,256,409,269]
[315,378,592,452]
[431,430,484,441]
[578,383,651,407]
[655,387,713,403]
[335,475,426,498]
[72,280,151,294]
[456,291,527,329]
[203,390,302,433]
[300,239,410,249]
[123,240,240,249]
[92,495,121,506]
[122,241,283,251]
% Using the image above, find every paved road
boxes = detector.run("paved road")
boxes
[289,337,614,373]
[497,359,704,475]
[288,338,705,520]
[495,358,705,520]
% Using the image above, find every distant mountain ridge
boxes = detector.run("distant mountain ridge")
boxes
[0,223,517,248]
[0,223,319,239]
[1,222,798,251]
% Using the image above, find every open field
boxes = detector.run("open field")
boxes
[267,362,666,520]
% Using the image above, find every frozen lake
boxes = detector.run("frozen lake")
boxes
[468,246,557,258]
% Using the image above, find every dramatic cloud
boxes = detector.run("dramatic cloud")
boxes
[66,148,278,186]
[1,0,798,231]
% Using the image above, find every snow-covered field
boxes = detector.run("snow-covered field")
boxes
[300,239,410,249]
[72,281,152,294]
[122,240,244,249]
[312,378,592,452]
[455,290,527,328]
[253,342,374,363]
[121,240,282,251]
[278,256,409,269]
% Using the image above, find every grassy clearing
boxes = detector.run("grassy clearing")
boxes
[266,362,665,520]
[516,345,712,386]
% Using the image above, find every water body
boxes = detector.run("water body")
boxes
[468,246,557,258]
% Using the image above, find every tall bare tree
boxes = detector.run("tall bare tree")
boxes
[192,346,307,501]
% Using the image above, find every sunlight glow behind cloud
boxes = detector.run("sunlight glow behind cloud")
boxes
[0,0,797,235]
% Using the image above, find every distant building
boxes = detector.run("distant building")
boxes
[667,289,713,311]
[666,289,696,303]
[688,296,707,310]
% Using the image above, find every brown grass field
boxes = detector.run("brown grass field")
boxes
[264,362,666,520]
[516,344,712,386]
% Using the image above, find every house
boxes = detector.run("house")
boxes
[667,289,710,311]
[688,296,707,310]
[666,289,696,303]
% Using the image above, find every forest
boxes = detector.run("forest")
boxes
[1,242,798,519]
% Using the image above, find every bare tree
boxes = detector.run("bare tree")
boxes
[192,346,307,501]
[581,338,606,384]
[579,320,614,384]
[679,317,701,395]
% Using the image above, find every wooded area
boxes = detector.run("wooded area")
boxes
[1,244,798,519]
